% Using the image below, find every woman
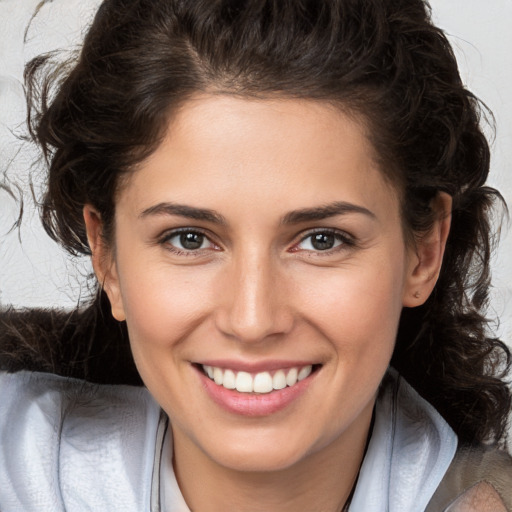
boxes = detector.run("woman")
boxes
[1,0,511,510]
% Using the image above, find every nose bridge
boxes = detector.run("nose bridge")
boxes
[217,247,292,342]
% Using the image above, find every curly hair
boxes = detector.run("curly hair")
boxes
[3,0,509,445]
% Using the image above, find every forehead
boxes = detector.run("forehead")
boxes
[120,94,400,222]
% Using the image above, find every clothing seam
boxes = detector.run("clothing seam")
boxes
[150,409,169,512]
[387,372,401,512]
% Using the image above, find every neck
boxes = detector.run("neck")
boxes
[170,405,373,512]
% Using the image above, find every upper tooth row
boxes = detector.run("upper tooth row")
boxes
[203,365,313,394]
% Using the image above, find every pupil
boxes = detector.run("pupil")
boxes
[312,233,335,250]
[180,232,203,250]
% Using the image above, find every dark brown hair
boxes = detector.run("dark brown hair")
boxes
[2,0,510,445]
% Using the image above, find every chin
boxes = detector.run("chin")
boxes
[193,425,327,474]
[210,444,310,473]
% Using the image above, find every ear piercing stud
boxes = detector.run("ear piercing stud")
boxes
[414,291,421,299]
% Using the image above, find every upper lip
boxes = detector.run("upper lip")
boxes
[195,359,319,373]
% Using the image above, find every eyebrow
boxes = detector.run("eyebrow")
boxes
[139,202,227,225]
[138,200,375,225]
[281,201,376,225]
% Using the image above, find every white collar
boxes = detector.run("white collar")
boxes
[350,369,457,511]
[157,369,457,512]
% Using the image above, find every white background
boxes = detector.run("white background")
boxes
[1,0,511,415]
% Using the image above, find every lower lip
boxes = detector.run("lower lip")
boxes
[197,367,317,416]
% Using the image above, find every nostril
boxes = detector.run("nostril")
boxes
[214,305,294,343]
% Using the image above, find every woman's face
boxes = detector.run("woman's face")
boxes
[88,95,437,473]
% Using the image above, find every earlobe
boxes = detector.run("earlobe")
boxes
[403,192,452,307]
[83,205,126,321]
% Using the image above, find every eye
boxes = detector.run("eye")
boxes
[161,229,217,253]
[293,230,353,253]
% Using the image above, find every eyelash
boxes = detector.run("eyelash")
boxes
[290,228,356,256]
[158,228,219,256]
[158,227,356,257]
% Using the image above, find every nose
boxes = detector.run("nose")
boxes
[214,252,294,343]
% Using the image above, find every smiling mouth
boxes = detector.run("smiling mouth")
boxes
[200,364,319,394]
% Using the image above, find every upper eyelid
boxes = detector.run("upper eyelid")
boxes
[156,226,355,251]
[158,227,220,250]
[296,227,354,243]
[159,226,213,241]
[156,228,222,259]
[288,228,357,255]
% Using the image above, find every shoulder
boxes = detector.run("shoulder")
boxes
[444,481,508,512]
[0,369,155,426]
[426,444,512,512]
[0,370,162,512]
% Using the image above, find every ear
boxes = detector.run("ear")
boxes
[402,192,452,307]
[83,205,126,321]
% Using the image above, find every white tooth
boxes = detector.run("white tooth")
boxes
[204,365,214,379]
[223,369,236,389]
[213,367,223,385]
[286,367,298,386]
[235,371,253,392]
[298,365,312,381]
[272,370,287,390]
[253,372,273,393]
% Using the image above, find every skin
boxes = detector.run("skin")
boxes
[85,95,451,511]
[447,483,507,512]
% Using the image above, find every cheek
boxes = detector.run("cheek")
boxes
[115,251,218,351]
[292,254,406,355]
